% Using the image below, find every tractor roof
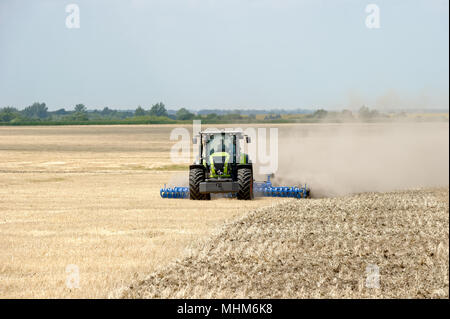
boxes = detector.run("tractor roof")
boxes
[200,128,246,135]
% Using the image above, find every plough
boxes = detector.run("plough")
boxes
[160,175,310,199]
[253,175,310,199]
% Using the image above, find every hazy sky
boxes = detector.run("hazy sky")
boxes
[0,0,448,111]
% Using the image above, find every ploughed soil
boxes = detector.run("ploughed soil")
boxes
[122,188,449,298]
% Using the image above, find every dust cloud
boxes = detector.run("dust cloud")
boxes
[269,123,449,197]
[167,172,189,187]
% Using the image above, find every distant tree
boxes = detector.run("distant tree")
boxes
[206,113,217,120]
[358,105,370,118]
[53,108,68,115]
[0,107,18,117]
[370,109,380,118]
[340,109,354,120]
[175,108,194,120]
[135,106,146,117]
[101,107,113,116]
[312,109,328,119]
[65,112,88,121]
[74,104,87,113]
[223,113,243,121]
[1,106,18,112]
[62,104,89,121]
[149,102,168,117]
[358,105,379,121]
[341,109,353,117]
[22,102,48,119]
[248,113,256,120]
[0,107,20,122]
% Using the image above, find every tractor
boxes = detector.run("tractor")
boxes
[160,128,310,200]
[189,129,253,200]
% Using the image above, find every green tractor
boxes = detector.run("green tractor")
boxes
[189,129,253,200]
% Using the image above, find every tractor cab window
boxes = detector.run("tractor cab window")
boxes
[203,133,236,163]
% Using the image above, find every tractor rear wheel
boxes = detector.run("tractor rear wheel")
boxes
[189,168,210,200]
[237,168,253,200]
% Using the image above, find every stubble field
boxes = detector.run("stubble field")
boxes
[0,125,278,298]
[0,123,448,298]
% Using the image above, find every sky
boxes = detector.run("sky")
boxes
[0,0,448,111]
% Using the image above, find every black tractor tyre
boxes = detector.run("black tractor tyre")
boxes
[189,168,210,200]
[237,168,253,200]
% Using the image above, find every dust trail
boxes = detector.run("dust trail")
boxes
[271,123,449,197]
[167,172,189,187]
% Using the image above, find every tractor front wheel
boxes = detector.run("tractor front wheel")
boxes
[237,168,253,200]
[189,168,210,200]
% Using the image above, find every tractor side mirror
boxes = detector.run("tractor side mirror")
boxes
[192,137,197,144]
[246,136,251,143]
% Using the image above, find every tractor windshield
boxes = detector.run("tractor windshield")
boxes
[203,133,236,163]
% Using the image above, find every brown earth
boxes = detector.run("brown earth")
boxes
[122,188,449,299]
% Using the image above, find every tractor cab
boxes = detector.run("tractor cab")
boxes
[195,129,250,179]
[203,132,235,178]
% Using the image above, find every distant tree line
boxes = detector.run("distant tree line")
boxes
[0,102,447,125]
